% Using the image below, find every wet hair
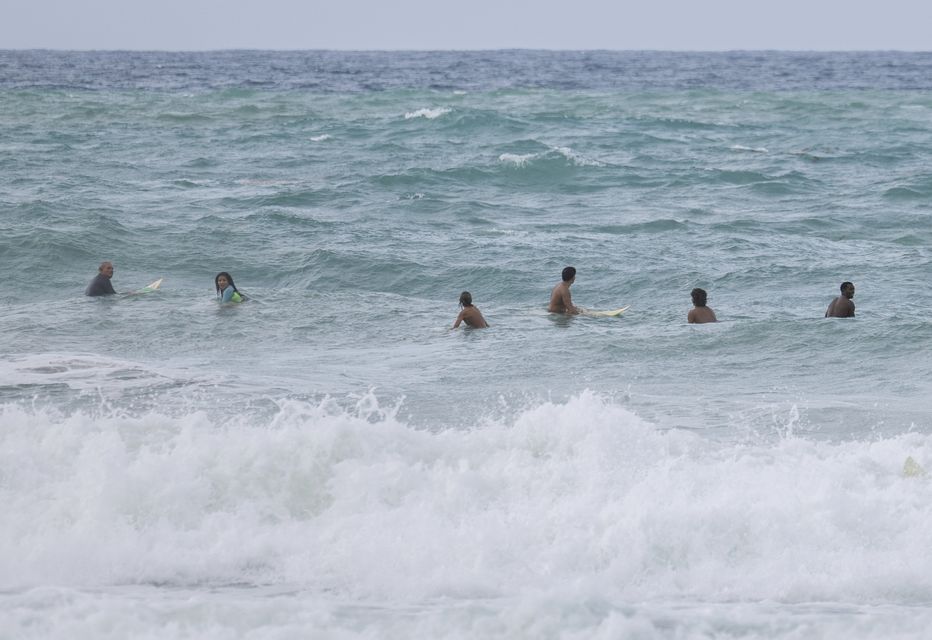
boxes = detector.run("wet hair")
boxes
[840,281,853,292]
[561,266,576,282]
[459,291,472,307]
[215,272,241,298]
[691,288,708,307]
[98,261,113,272]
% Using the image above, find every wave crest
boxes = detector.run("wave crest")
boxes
[2,391,931,604]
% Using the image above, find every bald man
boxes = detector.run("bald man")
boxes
[85,261,117,296]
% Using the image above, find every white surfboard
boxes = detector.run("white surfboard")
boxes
[581,306,629,318]
[137,278,163,293]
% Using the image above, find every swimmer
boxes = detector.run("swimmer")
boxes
[825,281,855,318]
[85,261,117,296]
[548,266,579,314]
[215,272,245,303]
[452,291,488,328]
[688,288,717,323]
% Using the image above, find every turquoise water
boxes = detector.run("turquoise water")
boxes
[2,51,932,638]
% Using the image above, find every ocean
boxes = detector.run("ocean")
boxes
[1,50,931,639]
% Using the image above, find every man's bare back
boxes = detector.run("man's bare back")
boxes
[825,282,855,318]
[688,288,717,324]
[452,291,489,329]
[825,296,855,318]
[453,305,489,328]
[688,306,717,324]
[548,267,579,314]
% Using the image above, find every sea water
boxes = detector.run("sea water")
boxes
[1,50,932,639]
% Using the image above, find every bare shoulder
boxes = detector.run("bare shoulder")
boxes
[689,307,717,324]
[826,296,855,318]
[463,306,489,328]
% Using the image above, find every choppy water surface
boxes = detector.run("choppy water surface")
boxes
[2,50,932,639]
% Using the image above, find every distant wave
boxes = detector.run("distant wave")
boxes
[730,144,769,153]
[499,145,603,168]
[884,185,928,199]
[404,107,451,120]
[498,152,536,167]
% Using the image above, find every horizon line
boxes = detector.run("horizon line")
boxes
[3,47,931,54]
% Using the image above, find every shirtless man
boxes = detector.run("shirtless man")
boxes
[452,291,489,328]
[85,261,117,296]
[548,266,579,314]
[687,288,717,324]
[825,281,855,318]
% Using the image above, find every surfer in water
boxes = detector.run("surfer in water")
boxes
[825,281,855,318]
[85,261,117,296]
[452,291,489,328]
[215,272,245,303]
[688,288,717,323]
[548,266,579,314]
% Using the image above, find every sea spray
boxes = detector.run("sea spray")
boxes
[3,392,931,606]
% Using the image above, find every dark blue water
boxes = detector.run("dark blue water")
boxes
[4,50,932,91]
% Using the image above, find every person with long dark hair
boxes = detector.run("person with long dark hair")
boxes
[452,291,488,329]
[215,272,245,303]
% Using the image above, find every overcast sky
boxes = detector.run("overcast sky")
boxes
[4,0,931,51]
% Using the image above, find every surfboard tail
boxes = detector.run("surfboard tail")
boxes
[904,456,926,477]
[133,278,163,294]
[582,306,629,318]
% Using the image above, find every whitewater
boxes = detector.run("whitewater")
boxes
[2,50,932,638]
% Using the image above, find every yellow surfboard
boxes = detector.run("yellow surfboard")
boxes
[904,456,926,477]
[582,306,629,318]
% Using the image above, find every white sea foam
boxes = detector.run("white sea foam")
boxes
[499,147,603,168]
[309,134,331,142]
[552,145,604,166]
[731,144,769,153]
[498,153,536,166]
[404,107,451,120]
[3,391,931,607]
[0,353,182,394]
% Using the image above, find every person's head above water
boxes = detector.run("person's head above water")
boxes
[691,288,708,307]
[98,261,114,278]
[459,291,473,307]
[561,266,576,282]
[215,272,237,294]
[840,281,855,298]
